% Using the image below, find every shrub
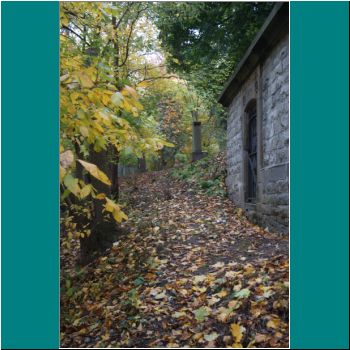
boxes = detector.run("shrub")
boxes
[175,152,188,164]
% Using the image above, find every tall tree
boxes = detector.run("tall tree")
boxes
[60,2,173,263]
[153,2,274,107]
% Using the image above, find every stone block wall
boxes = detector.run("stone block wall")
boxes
[226,33,289,233]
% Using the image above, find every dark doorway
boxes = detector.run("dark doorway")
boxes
[246,103,257,202]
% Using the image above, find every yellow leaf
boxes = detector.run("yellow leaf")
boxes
[80,185,91,199]
[137,80,149,88]
[79,126,89,137]
[112,207,128,222]
[97,110,109,121]
[70,91,80,104]
[102,333,110,341]
[115,117,130,128]
[216,289,228,298]
[60,165,66,182]
[95,193,106,199]
[122,99,132,112]
[77,159,111,185]
[122,85,138,99]
[104,197,128,223]
[159,139,175,148]
[167,342,180,348]
[88,91,99,104]
[267,318,280,329]
[232,342,243,348]
[60,14,69,27]
[76,71,94,88]
[102,93,111,105]
[93,122,104,133]
[230,323,243,343]
[86,66,97,81]
[78,328,87,335]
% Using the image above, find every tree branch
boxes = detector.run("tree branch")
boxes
[114,2,134,30]
[138,75,179,83]
[127,65,166,77]
[119,5,149,67]
[62,25,90,46]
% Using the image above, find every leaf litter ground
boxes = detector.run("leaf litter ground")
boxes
[61,165,289,348]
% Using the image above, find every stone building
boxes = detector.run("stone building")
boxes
[218,3,289,233]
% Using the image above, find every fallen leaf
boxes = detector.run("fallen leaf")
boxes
[225,271,236,279]
[193,275,207,284]
[216,307,234,323]
[193,306,211,322]
[204,332,219,342]
[154,291,167,300]
[267,318,280,329]
[216,289,228,298]
[255,333,268,343]
[212,261,225,268]
[234,288,250,299]
[228,299,241,309]
[230,323,244,343]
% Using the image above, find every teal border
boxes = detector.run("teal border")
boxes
[291,2,349,349]
[1,2,59,349]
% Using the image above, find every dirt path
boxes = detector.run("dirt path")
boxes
[61,170,289,348]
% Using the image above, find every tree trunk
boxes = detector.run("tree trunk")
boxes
[79,16,123,265]
[110,147,119,200]
[79,148,118,265]
[138,154,146,172]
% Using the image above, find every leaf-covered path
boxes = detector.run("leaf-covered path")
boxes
[61,167,289,348]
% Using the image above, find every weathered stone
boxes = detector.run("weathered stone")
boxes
[264,164,288,182]
[224,33,289,234]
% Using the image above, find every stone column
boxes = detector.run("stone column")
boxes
[192,121,204,161]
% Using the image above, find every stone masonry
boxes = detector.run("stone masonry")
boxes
[226,33,289,233]
[221,3,289,233]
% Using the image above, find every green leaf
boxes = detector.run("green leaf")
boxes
[204,332,219,342]
[193,306,211,322]
[233,288,251,299]
[133,277,145,286]
[63,174,80,197]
